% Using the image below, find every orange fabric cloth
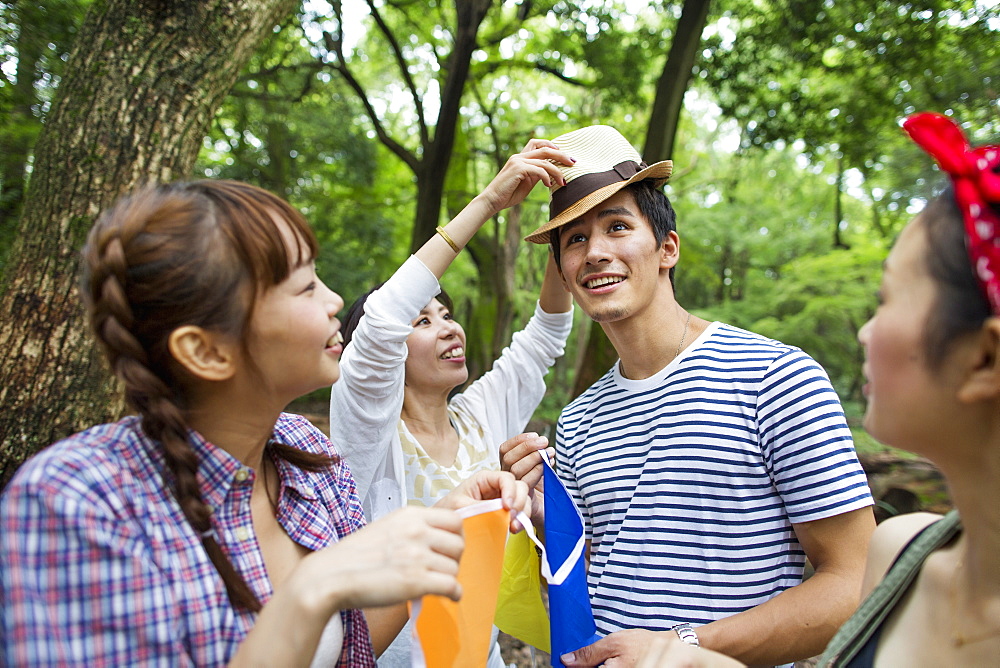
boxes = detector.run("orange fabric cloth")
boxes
[414,503,509,667]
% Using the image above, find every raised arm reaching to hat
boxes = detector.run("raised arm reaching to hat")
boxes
[502,124,875,667]
[329,139,575,665]
[414,138,573,276]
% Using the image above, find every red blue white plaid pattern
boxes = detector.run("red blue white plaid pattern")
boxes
[1,413,375,667]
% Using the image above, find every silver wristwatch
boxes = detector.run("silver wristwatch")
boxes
[671,622,700,646]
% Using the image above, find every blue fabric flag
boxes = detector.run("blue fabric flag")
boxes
[543,459,601,665]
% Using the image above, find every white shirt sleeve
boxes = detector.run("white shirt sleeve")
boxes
[450,302,574,449]
[328,255,439,521]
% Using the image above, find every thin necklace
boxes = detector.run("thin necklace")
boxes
[619,310,692,380]
[950,557,1000,647]
[675,311,692,359]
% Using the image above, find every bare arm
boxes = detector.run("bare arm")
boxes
[539,252,572,314]
[562,508,875,668]
[362,470,533,657]
[860,511,940,597]
[229,507,464,668]
[415,141,574,279]
[638,635,746,668]
[362,604,410,657]
[696,507,875,665]
[231,471,528,667]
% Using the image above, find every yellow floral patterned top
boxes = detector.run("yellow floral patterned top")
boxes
[398,404,496,508]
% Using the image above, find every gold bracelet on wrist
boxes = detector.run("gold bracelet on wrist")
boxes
[435,225,461,253]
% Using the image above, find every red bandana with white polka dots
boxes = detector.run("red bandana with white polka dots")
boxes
[903,112,1000,314]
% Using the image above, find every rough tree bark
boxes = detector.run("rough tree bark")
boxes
[0,0,298,488]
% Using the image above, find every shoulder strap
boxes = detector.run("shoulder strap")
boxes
[818,510,962,667]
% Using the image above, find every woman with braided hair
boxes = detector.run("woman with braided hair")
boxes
[0,177,535,666]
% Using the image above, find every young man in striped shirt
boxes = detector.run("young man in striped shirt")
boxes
[505,125,875,667]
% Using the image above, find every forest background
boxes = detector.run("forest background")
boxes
[0,0,997,497]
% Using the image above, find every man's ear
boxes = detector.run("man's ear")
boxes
[660,230,680,271]
[168,326,238,382]
[957,318,1000,403]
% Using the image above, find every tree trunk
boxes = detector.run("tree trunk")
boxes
[0,0,298,488]
[642,0,713,161]
[833,154,850,249]
[462,205,518,383]
[408,0,493,254]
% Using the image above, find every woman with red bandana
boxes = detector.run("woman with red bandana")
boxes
[330,139,575,665]
[633,114,1000,667]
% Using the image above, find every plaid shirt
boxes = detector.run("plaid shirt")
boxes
[0,413,375,667]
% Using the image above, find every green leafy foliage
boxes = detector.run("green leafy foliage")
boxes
[743,244,884,399]
[6,0,997,439]
[0,0,89,271]
[701,0,999,164]
[672,107,888,399]
[195,17,400,303]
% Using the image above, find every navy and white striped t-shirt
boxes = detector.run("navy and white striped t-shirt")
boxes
[557,321,873,633]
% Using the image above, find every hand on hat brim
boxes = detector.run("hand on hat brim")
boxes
[478,141,577,217]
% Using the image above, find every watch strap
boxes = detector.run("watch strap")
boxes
[671,622,700,647]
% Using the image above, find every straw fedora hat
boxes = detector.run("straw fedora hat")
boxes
[524,125,673,244]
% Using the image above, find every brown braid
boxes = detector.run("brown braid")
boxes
[81,181,336,612]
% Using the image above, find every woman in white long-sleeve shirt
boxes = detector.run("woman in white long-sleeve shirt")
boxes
[329,141,575,666]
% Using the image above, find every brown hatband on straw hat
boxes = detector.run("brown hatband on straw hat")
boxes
[524,124,673,244]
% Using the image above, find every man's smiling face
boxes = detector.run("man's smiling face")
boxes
[556,188,676,324]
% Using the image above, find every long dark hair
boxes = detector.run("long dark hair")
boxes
[920,177,999,368]
[80,180,336,612]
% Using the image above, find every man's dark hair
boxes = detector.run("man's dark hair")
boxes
[549,179,678,288]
